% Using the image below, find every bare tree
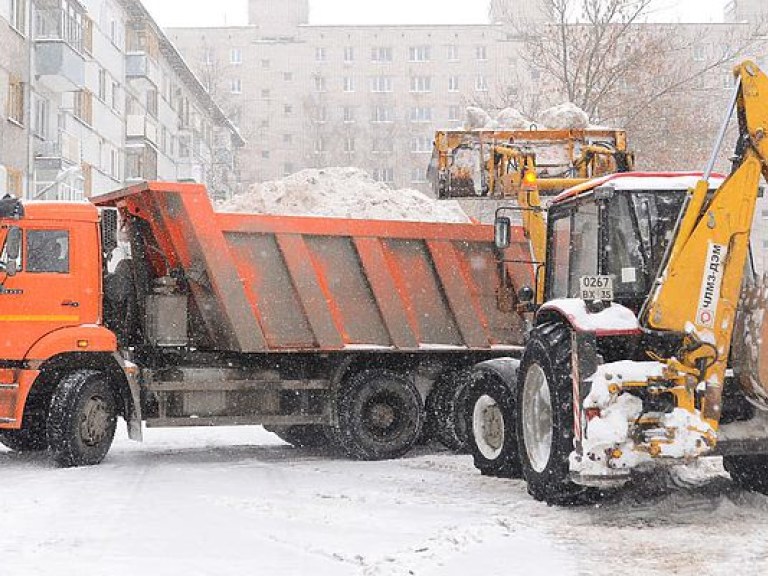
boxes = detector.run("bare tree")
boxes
[492,0,766,169]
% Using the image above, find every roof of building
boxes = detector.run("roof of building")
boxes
[118,0,245,147]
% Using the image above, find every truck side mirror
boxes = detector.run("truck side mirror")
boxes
[494,216,511,250]
[3,227,21,277]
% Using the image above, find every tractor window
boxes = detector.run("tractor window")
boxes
[605,194,647,297]
[569,202,599,294]
[630,191,686,278]
[27,230,70,274]
[548,213,571,299]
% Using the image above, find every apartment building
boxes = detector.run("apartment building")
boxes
[0,0,30,196]
[0,0,243,202]
[168,0,533,190]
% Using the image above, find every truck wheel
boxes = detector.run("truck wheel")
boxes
[428,369,473,452]
[516,322,588,504]
[47,370,118,467]
[465,375,521,478]
[334,369,423,460]
[724,455,768,494]
[0,417,48,453]
[268,425,330,448]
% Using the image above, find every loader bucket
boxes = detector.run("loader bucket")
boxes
[733,274,768,409]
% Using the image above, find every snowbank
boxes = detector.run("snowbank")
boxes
[537,102,590,130]
[218,167,470,223]
[465,106,495,130]
[496,107,532,130]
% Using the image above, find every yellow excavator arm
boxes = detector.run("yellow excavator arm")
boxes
[643,60,768,431]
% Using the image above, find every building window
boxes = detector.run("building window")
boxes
[261,150,270,159]
[283,163,294,176]
[448,76,459,92]
[315,47,327,62]
[98,68,108,101]
[410,76,432,93]
[475,75,489,92]
[410,107,432,123]
[111,82,120,112]
[6,168,23,197]
[261,89,271,99]
[373,167,394,184]
[314,76,327,92]
[260,119,270,128]
[32,95,49,138]
[284,104,293,116]
[693,45,706,61]
[111,149,119,178]
[343,77,355,92]
[314,138,326,154]
[370,76,393,93]
[447,44,459,61]
[344,46,354,62]
[448,105,461,122]
[409,46,431,62]
[476,45,488,61]
[372,138,394,153]
[10,0,26,34]
[8,77,25,125]
[411,136,432,153]
[411,168,427,183]
[146,89,158,117]
[73,89,93,125]
[231,48,242,64]
[284,72,293,81]
[231,78,242,93]
[204,49,214,65]
[371,46,393,62]
[371,106,393,123]
[342,106,355,123]
[179,136,190,158]
[83,16,93,54]
[261,59,271,69]
[283,134,293,144]
[314,105,328,123]
[344,137,355,153]
[125,146,158,180]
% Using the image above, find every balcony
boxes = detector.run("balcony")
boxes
[127,114,159,147]
[126,53,161,88]
[34,133,82,173]
[34,9,85,91]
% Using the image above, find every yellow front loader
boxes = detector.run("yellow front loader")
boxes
[464,61,768,503]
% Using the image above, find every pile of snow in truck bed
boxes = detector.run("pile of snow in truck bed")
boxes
[217,167,470,223]
[465,102,591,131]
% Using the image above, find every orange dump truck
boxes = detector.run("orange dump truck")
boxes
[0,182,533,465]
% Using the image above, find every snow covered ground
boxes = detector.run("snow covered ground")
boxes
[2,426,768,576]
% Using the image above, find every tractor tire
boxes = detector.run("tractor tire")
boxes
[465,374,522,478]
[0,416,49,453]
[516,322,593,504]
[47,370,118,468]
[333,369,423,460]
[724,455,768,494]
[428,369,473,452]
[268,425,331,448]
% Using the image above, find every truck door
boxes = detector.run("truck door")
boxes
[0,222,97,361]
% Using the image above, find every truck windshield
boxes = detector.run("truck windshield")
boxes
[605,190,686,301]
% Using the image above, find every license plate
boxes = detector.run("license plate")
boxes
[579,276,614,302]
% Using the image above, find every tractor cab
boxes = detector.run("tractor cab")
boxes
[498,172,726,315]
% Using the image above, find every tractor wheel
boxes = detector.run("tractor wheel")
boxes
[724,454,768,494]
[465,374,521,478]
[268,425,331,448]
[333,369,423,460]
[47,370,118,467]
[516,322,593,504]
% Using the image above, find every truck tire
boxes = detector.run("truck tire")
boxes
[427,369,473,452]
[465,375,521,478]
[516,322,590,504]
[723,455,768,494]
[47,370,118,467]
[267,425,331,448]
[0,417,48,453]
[333,369,423,460]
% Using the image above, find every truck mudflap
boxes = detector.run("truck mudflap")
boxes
[0,368,40,429]
[113,353,143,442]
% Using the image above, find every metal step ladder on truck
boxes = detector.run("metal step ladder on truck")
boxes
[0,181,539,466]
[465,60,768,503]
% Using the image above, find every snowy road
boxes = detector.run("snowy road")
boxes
[2,426,767,576]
